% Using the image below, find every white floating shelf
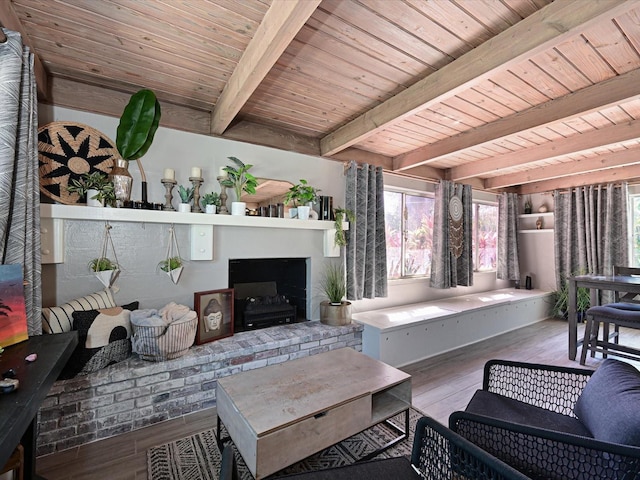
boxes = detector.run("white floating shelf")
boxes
[40,204,345,231]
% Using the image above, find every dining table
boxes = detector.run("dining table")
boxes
[568,274,640,360]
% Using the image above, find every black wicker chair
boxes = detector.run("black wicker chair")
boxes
[220,416,531,479]
[449,359,640,480]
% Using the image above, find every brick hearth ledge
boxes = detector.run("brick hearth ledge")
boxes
[37,321,363,456]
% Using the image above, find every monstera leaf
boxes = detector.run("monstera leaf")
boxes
[116,89,161,161]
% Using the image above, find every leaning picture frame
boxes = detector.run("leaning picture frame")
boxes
[194,288,234,345]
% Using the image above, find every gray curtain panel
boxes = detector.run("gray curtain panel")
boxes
[554,183,628,294]
[345,162,387,300]
[0,28,41,335]
[430,180,473,289]
[497,192,520,281]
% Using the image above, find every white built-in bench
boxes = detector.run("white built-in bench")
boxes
[352,288,553,367]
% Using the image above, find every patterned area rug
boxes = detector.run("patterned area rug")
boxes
[147,408,423,480]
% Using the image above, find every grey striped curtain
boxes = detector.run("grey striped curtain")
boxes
[554,183,628,294]
[497,192,520,281]
[0,28,41,335]
[345,162,387,300]
[430,180,473,289]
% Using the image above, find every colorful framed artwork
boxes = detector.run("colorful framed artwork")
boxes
[194,288,234,345]
[0,264,28,348]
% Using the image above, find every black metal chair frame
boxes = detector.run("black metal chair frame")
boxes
[581,303,640,364]
[449,359,640,480]
[220,416,532,479]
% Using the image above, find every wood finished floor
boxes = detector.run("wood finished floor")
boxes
[36,318,640,479]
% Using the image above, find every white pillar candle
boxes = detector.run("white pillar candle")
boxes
[191,167,202,178]
[218,166,227,178]
[163,168,175,181]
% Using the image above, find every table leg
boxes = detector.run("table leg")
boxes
[568,279,577,360]
[356,409,409,463]
[22,417,46,480]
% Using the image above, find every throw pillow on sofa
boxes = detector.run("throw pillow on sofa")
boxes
[574,358,640,446]
[42,289,116,334]
[58,301,139,379]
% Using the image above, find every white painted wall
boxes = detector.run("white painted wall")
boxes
[39,105,519,317]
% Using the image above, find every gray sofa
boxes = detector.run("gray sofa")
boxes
[450,359,640,479]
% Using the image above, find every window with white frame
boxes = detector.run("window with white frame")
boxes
[631,195,640,266]
[384,190,498,279]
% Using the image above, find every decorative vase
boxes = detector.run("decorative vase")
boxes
[205,204,217,214]
[231,201,246,216]
[86,189,103,207]
[319,301,352,326]
[297,205,311,220]
[178,203,191,213]
[109,158,132,208]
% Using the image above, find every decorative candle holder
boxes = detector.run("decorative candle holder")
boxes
[217,176,229,214]
[189,176,203,213]
[161,179,177,211]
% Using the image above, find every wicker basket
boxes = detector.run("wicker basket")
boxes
[131,315,197,361]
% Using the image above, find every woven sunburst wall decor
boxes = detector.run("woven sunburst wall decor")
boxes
[38,122,119,204]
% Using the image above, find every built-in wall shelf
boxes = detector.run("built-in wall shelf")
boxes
[40,204,347,259]
[518,211,554,234]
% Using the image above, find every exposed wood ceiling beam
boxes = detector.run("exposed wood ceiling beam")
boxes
[319,0,633,157]
[0,0,48,99]
[397,67,640,171]
[449,118,640,181]
[210,0,321,135]
[485,147,640,190]
[223,120,319,156]
[520,164,640,194]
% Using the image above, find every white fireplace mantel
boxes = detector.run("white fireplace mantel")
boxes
[40,204,347,260]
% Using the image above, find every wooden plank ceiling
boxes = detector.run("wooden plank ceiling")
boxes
[3,0,640,194]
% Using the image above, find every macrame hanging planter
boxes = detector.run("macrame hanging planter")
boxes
[449,193,464,258]
[92,222,121,288]
[159,225,183,284]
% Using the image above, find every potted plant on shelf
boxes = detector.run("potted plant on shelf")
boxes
[285,179,320,220]
[112,88,162,207]
[67,171,116,207]
[220,156,257,216]
[319,263,352,325]
[201,192,221,214]
[89,257,120,288]
[158,256,183,284]
[332,207,355,247]
[177,185,193,212]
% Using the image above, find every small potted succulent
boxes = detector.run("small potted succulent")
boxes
[67,171,115,207]
[285,179,320,220]
[201,192,221,214]
[220,156,258,216]
[177,185,193,212]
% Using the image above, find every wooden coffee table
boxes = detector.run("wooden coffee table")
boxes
[216,347,412,479]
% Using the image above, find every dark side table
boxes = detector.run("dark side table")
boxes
[0,332,77,480]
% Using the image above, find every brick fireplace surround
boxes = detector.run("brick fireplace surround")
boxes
[36,322,363,456]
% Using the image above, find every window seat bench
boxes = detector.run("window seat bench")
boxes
[352,288,553,367]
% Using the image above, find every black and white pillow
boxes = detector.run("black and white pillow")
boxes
[58,301,139,379]
[42,290,116,334]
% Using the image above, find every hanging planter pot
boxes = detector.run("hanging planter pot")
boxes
[90,223,121,289]
[94,267,120,288]
[158,225,184,285]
